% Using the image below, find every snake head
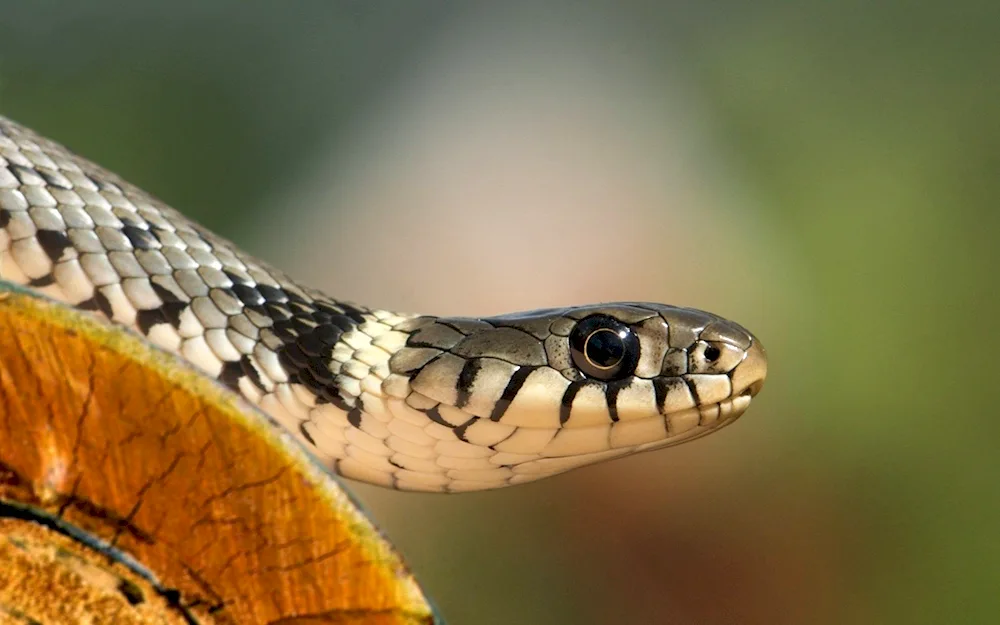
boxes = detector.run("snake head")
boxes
[383,303,766,491]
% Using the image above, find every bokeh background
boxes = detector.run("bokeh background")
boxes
[2,2,997,623]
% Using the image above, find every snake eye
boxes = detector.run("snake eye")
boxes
[569,315,640,381]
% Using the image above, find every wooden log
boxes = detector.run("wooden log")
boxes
[0,282,438,624]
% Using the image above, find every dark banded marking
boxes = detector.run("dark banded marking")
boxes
[148,281,188,328]
[218,359,244,392]
[312,305,357,333]
[290,317,320,339]
[299,422,317,446]
[267,292,376,410]
[121,224,161,250]
[77,297,101,312]
[559,380,587,425]
[488,365,537,422]
[93,289,114,318]
[221,269,253,287]
[337,302,368,325]
[281,289,308,307]
[296,368,325,397]
[605,378,631,423]
[322,383,357,411]
[455,358,481,409]
[36,229,73,261]
[230,283,265,307]
[297,324,340,358]
[278,342,309,369]
[27,274,55,288]
[312,323,346,345]
[264,302,293,321]
[652,377,671,414]
[684,377,701,405]
[135,308,169,334]
[452,416,478,442]
[426,405,451,427]
[347,407,363,429]
[255,283,286,303]
[238,354,265,391]
[305,357,336,386]
[298,297,368,325]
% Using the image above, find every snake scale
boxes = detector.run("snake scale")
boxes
[0,115,767,492]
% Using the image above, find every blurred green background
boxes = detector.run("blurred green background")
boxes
[2,1,997,623]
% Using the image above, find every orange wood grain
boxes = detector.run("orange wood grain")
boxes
[0,517,191,624]
[0,283,437,625]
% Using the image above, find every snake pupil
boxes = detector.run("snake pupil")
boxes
[704,345,721,361]
[569,315,640,381]
[585,329,624,368]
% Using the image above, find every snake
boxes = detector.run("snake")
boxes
[0,115,767,493]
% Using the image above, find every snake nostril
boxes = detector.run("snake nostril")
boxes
[743,380,764,397]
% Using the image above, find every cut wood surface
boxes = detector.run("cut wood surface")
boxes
[0,282,437,625]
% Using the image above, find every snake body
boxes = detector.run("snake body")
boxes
[0,116,767,492]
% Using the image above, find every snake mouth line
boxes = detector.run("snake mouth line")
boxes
[661,391,754,438]
[496,391,757,464]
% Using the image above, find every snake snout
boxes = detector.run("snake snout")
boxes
[730,336,768,399]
